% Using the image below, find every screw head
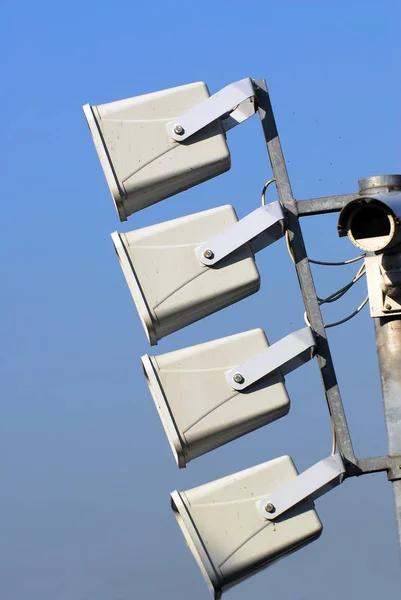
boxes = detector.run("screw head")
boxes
[233,373,245,384]
[385,304,392,310]
[264,503,276,514]
[174,124,185,135]
[203,249,214,260]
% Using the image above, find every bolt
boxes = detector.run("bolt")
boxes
[386,304,392,310]
[174,124,185,135]
[265,503,276,514]
[203,249,214,260]
[233,373,245,384]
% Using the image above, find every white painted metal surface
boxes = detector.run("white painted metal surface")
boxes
[171,456,322,599]
[111,205,260,345]
[227,327,315,391]
[365,254,401,317]
[83,81,230,220]
[198,201,285,266]
[338,192,401,252]
[257,454,345,520]
[167,78,256,142]
[220,97,256,132]
[141,329,289,467]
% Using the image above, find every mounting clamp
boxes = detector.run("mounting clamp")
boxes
[386,456,401,481]
[365,253,401,317]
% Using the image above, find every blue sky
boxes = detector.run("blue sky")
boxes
[1,0,400,598]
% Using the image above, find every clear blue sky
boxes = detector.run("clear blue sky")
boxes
[1,1,400,598]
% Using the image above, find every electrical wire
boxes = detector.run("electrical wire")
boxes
[285,230,366,268]
[309,255,365,266]
[324,295,369,328]
[285,230,296,262]
[331,417,337,455]
[261,178,276,205]
[265,184,364,455]
[318,264,366,305]
[284,228,368,327]
[303,278,368,329]
[302,312,338,454]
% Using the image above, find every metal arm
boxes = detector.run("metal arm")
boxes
[167,78,256,142]
[257,454,345,520]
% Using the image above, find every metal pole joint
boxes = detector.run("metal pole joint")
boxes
[387,458,401,482]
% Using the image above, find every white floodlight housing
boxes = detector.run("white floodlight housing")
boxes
[338,175,401,316]
[83,82,231,220]
[364,252,401,317]
[338,175,401,252]
[111,205,260,345]
[171,456,323,599]
[142,329,290,467]
[338,193,401,252]
[142,326,315,467]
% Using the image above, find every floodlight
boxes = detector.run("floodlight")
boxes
[142,327,315,467]
[83,78,256,220]
[112,201,286,345]
[111,204,260,345]
[171,456,329,599]
[338,175,401,316]
[338,175,401,252]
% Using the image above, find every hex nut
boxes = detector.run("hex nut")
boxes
[203,249,214,260]
[174,124,185,135]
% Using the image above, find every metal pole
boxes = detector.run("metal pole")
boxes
[375,316,401,550]
[254,91,399,480]
[358,175,401,552]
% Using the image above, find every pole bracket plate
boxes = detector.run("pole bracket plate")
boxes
[365,253,401,317]
[387,456,401,481]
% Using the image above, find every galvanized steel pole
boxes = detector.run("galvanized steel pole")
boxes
[360,175,401,553]
[375,316,401,550]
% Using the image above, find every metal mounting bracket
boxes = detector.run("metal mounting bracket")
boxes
[197,201,285,266]
[387,456,401,481]
[257,454,345,520]
[226,327,315,391]
[365,253,401,317]
[167,78,257,142]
